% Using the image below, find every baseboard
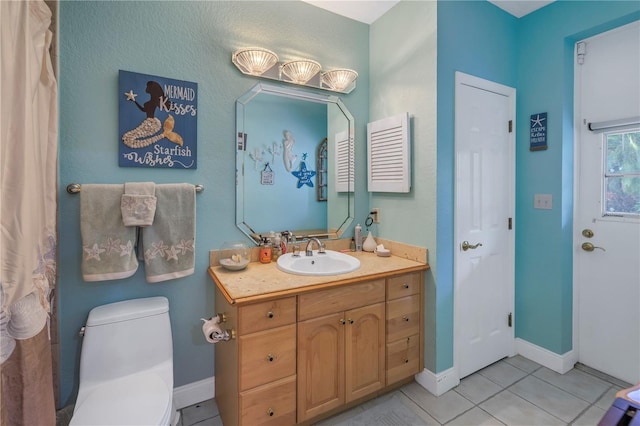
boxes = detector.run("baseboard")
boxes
[173,376,215,410]
[414,366,459,396]
[516,338,577,374]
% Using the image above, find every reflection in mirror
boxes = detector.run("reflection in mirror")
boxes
[236,83,354,245]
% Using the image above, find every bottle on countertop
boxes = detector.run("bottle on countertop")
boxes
[259,237,272,263]
[354,223,363,252]
[272,235,282,261]
[350,237,356,252]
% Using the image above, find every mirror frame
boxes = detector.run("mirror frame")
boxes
[235,82,354,245]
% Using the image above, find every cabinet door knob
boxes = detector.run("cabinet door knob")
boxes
[348,318,354,324]
[267,354,274,362]
[339,319,346,325]
[267,311,274,319]
[267,408,274,417]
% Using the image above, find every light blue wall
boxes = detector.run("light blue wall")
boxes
[370,0,438,370]
[436,0,518,372]
[58,1,369,407]
[514,1,640,354]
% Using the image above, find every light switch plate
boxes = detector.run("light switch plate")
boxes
[534,194,553,210]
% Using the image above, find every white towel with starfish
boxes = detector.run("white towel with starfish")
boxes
[81,184,138,281]
[141,183,195,283]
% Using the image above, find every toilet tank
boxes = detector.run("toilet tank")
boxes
[79,297,173,385]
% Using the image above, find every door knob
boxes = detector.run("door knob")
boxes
[461,241,483,251]
[581,242,605,252]
[582,229,594,238]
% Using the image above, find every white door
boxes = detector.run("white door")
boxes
[455,72,516,379]
[574,21,640,385]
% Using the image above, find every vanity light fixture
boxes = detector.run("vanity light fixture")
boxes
[232,47,279,76]
[231,47,358,93]
[321,69,358,92]
[281,59,322,85]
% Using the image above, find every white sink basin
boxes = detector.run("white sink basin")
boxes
[276,250,360,276]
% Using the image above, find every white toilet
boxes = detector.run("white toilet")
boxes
[70,297,178,426]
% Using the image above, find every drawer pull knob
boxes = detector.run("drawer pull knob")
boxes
[403,284,410,289]
[267,311,274,319]
[403,316,410,322]
[340,319,346,325]
[404,358,409,363]
[267,354,274,362]
[267,408,274,417]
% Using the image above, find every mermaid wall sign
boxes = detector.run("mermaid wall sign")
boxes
[119,70,197,169]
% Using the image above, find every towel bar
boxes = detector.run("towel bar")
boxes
[66,183,204,194]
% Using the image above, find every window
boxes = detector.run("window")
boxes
[604,129,640,216]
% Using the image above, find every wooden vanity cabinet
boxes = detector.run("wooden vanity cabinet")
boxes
[213,268,425,425]
[297,280,386,423]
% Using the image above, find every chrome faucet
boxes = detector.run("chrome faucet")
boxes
[305,237,325,256]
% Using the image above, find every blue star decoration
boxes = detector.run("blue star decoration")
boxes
[292,161,316,188]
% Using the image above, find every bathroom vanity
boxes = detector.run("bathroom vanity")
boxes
[209,251,429,425]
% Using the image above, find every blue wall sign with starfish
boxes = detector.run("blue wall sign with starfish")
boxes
[119,70,198,168]
[530,112,547,151]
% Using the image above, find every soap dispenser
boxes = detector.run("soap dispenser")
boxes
[259,238,272,264]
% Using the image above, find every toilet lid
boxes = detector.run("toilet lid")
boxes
[70,373,172,425]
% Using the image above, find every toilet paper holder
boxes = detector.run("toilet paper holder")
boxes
[201,313,235,343]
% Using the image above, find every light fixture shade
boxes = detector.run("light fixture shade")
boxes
[322,69,358,92]
[232,48,279,76]
[281,60,321,85]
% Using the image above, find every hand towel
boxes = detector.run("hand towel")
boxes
[121,182,157,227]
[81,184,138,281]
[141,183,195,283]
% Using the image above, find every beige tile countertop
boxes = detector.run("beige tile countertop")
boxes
[209,250,430,305]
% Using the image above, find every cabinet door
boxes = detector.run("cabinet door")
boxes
[345,302,385,402]
[297,312,345,422]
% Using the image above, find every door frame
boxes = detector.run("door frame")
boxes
[453,71,517,380]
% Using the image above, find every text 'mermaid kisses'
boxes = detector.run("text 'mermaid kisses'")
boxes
[160,83,197,117]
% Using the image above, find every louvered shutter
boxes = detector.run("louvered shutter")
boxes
[335,129,354,192]
[367,112,411,192]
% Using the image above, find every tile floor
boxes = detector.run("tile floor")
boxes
[178,356,632,426]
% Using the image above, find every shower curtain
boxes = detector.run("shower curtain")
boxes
[1,1,58,424]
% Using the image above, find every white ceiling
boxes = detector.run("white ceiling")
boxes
[302,0,555,24]
[488,0,555,18]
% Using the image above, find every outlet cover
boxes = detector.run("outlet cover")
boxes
[534,194,553,210]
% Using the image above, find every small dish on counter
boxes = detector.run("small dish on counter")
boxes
[219,241,250,271]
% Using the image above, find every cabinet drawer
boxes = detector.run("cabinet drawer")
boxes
[386,295,420,342]
[239,376,296,426]
[238,297,296,335]
[298,280,385,321]
[386,334,420,385]
[387,273,421,300]
[239,324,296,391]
